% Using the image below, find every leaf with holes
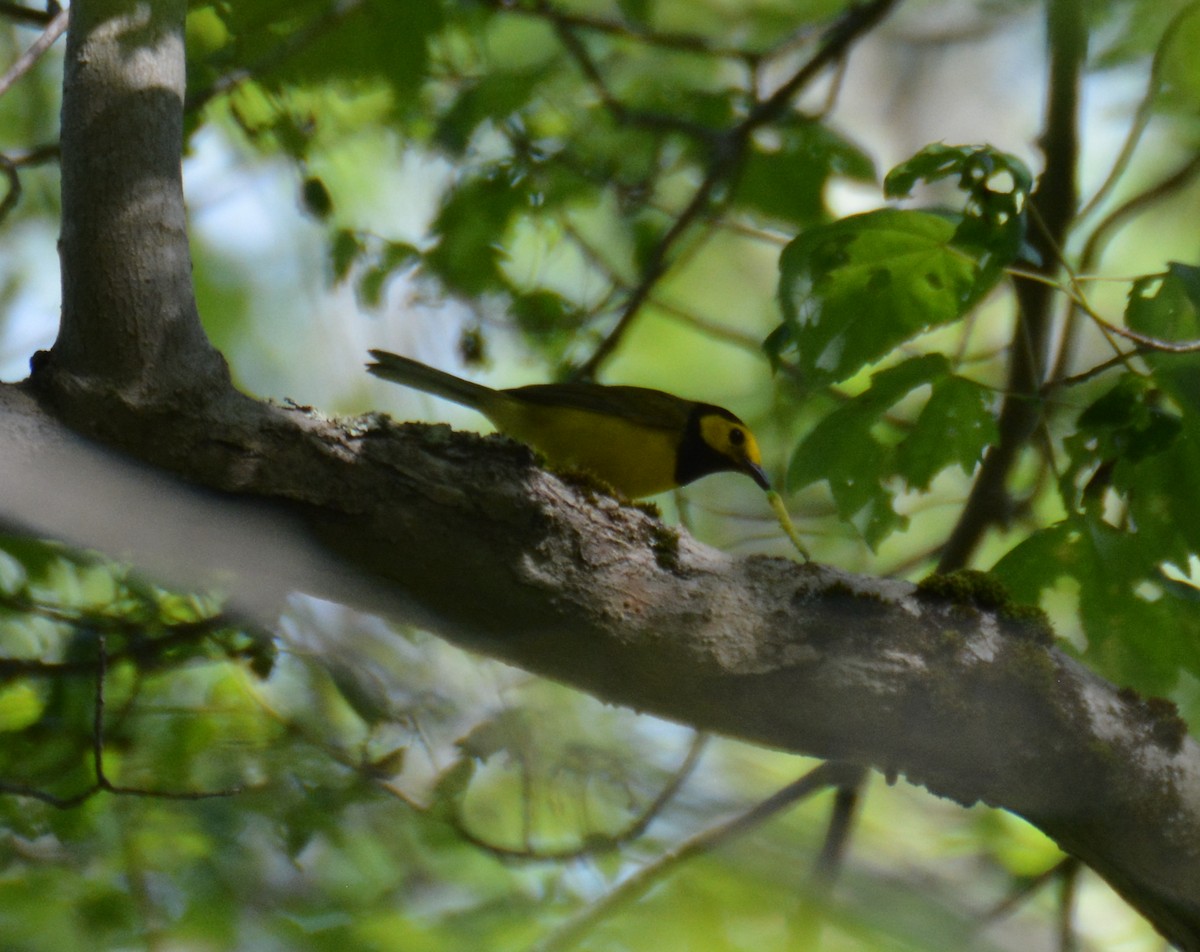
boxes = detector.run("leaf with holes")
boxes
[885,144,1032,283]
[773,209,992,384]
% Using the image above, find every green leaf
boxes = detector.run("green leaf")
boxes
[774,209,989,384]
[301,176,333,219]
[1116,263,1200,564]
[330,228,361,282]
[884,144,1032,284]
[426,173,530,296]
[0,681,46,732]
[357,241,421,308]
[510,289,583,353]
[1060,375,1185,527]
[1125,419,1200,564]
[1127,263,1200,339]
[788,355,952,547]
[1127,262,1200,418]
[434,71,546,156]
[733,121,875,228]
[1157,3,1200,112]
[884,143,1032,205]
[994,517,1200,693]
[1075,376,1182,462]
[241,0,443,101]
[895,374,999,490]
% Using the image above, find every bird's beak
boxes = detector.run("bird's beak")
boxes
[746,461,771,491]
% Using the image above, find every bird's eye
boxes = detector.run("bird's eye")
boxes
[729,427,745,446]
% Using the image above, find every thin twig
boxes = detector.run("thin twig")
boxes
[0,141,59,167]
[1079,152,1200,275]
[1058,859,1079,952]
[576,0,900,378]
[91,632,246,801]
[747,0,899,129]
[1051,350,1145,391]
[789,764,867,945]
[1078,303,1200,352]
[812,765,866,886]
[982,857,1076,922]
[449,732,710,861]
[1075,2,1199,223]
[0,588,251,682]
[1047,149,1200,386]
[0,625,254,804]
[540,4,738,140]
[0,1,56,28]
[0,4,67,100]
[649,296,764,353]
[531,761,848,952]
[0,155,19,225]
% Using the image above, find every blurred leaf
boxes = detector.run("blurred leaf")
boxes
[326,659,396,727]
[1156,2,1200,112]
[773,209,991,384]
[357,240,421,308]
[510,289,583,350]
[1092,0,1196,69]
[301,176,333,219]
[426,173,530,296]
[0,681,45,732]
[434,71,546,156]
[330,228,361,282]
[615,0,652,23]
[734,121,875,228]
[214,0,442,101]
[0,548,26,596]
[457,708,531,763]
[430,757,476,811]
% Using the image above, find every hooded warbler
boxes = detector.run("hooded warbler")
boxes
[367,349,771,498]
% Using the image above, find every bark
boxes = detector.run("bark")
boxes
[6,0,1200,948]
[54,0,228,396]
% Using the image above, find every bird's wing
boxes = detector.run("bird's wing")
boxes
[504,384,694,431]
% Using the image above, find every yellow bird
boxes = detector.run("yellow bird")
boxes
[367,349,771,498]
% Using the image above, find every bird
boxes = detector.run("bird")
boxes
[366,349,771,499]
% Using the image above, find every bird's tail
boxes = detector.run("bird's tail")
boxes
[366,350,500,414]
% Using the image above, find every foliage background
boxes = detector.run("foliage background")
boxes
[3,0,1200,948]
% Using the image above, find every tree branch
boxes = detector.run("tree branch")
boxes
[0,3,66,98]
[7,380,1200,947]
[0,1,57,28]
